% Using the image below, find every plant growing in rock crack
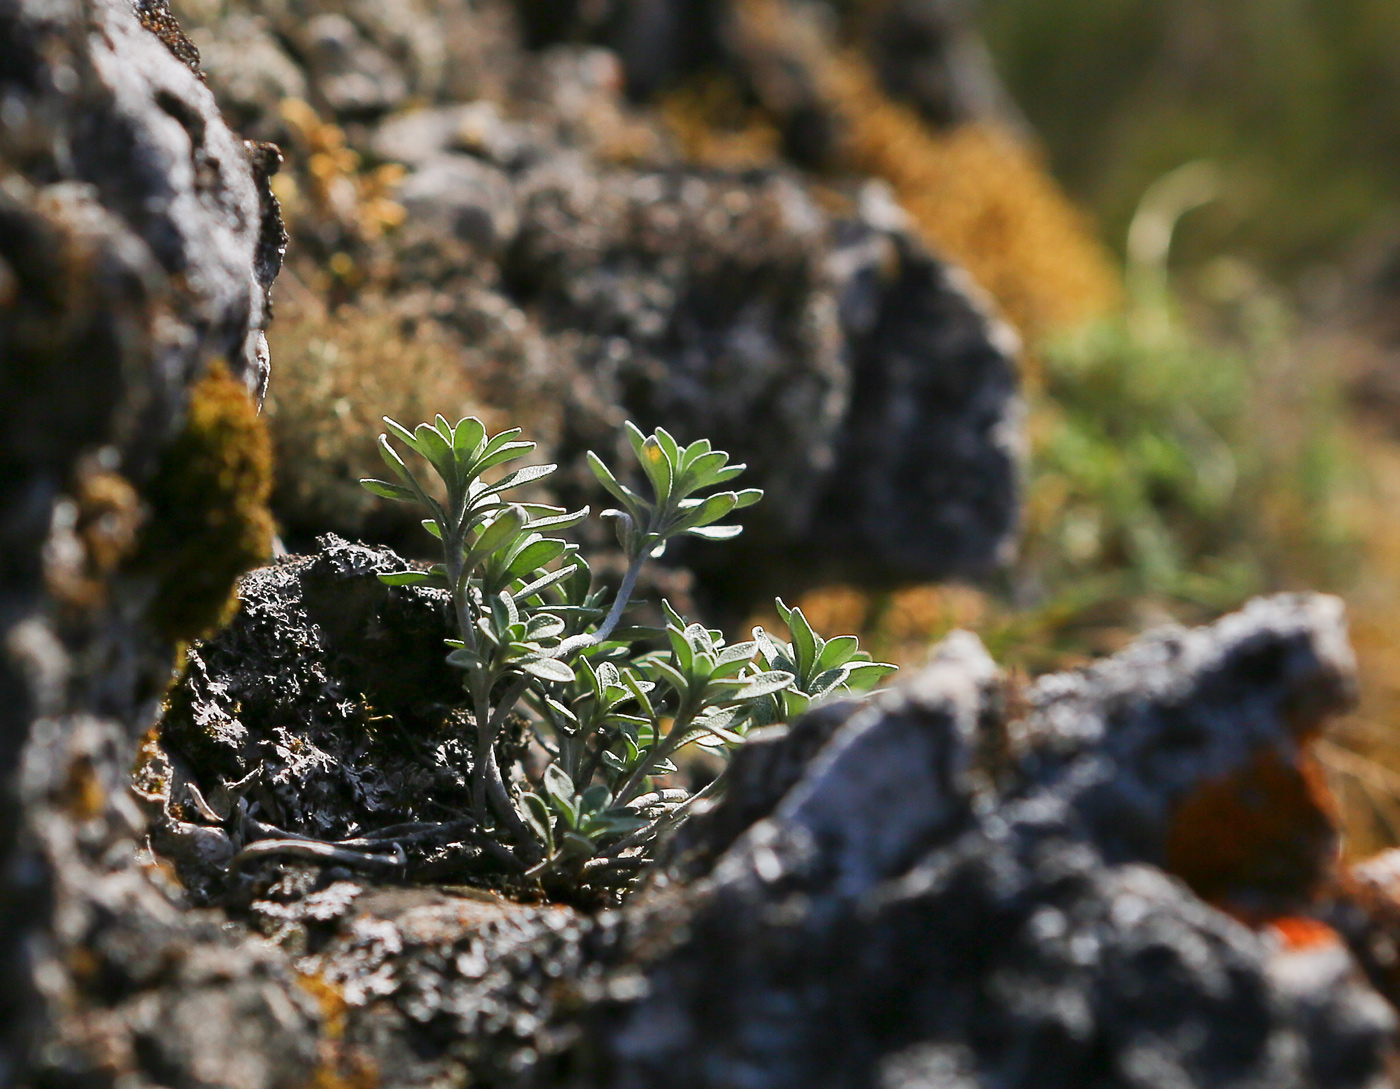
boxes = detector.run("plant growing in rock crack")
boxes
[361,415,896,887]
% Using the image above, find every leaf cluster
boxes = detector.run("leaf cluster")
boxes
[361,416,895,891]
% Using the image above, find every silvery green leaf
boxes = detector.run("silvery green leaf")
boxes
[480,426,524,457]
[666,625,694,674]
[807,667,850,700]
[648,657,689,696]
[652,426,680,467]
[414,422,456,480]
[623,420,648,459]
[360,478,416,501]
[707,463,746,486]
[420,518,443,539]
[525,613,566,641]
[816,635,861,671]
[446,647,481,670]
[524,657,576,683]
[590,813,649,836]
[624,671,656,718]
[525,506,590,533]
[785,605,819,674]
[679,449,726,489]
[638,435,673,504]
[601,749,627,773]
[681,437,711,465]
[587,451,646,519]
[382,416,420,451]
[378,570,433,586]
[687,524,743,541]
[543,763,574,805]
[842,661,898,690]
[670,491,737,531]
[452,416,487,459]
[513,564,578,602]
[580,784,612,814]
[522,792,553,849]
[601,508,637,553]
[472,504,528,559]
[475,441,536,474]
[507,537,568,578]
[479,462,556,499]
[717,640,758,665]
[489,589,519,632]
[727,670,795,702]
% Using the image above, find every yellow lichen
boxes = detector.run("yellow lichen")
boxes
[278,98,405,241]
[660,76,784,170]
[134,360,275,641]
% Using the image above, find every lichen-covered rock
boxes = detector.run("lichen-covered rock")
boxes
[544,596,1393,1089]
[152,535,526,901]
[135,572,1400,1088]
[169,0,1025,601]
[0,0,284,1077]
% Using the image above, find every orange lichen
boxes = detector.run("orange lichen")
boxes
[45,463,146,612]
[1165,746,1339,910]
[823,57,1121,347]
[60,755,106,822]
[1267,916,1342,951]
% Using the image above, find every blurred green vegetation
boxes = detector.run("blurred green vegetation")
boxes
[995,269,1358,670]
[980,0,1400,275]
[826,260,1360,675]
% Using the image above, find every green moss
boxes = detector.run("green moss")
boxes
[135,360,275,640]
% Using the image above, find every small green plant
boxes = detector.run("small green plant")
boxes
[362,416,895,887]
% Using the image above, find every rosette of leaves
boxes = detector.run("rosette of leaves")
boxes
[361,416,892,889]
[750,599,897,724]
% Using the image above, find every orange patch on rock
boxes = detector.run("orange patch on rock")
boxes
[1165,747,1339,909]
[1267,915,1342,951]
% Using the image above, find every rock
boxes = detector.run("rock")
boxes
[153,535,523,901]
[133,566,1400,1087]
[549,597,1392,1088]
[169,0,1024,599]
[513,165,1021,601]
[297,12,409,117]
[397,154,520,257]
[189,14,310,141]
[0,0,283,1077]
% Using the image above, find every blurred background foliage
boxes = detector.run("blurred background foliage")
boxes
[981,0,1400,278]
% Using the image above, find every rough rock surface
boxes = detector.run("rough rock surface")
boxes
[133,544,1400,1087]
[171,0,1024,599]
[0,0,283,1078]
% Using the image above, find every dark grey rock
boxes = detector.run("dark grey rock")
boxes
[550,597,1392,1089]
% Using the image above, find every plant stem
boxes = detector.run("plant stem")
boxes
[476,672,540,860]
[555,550,646,657]
[444,531,479,658]
[614,703,697,806]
